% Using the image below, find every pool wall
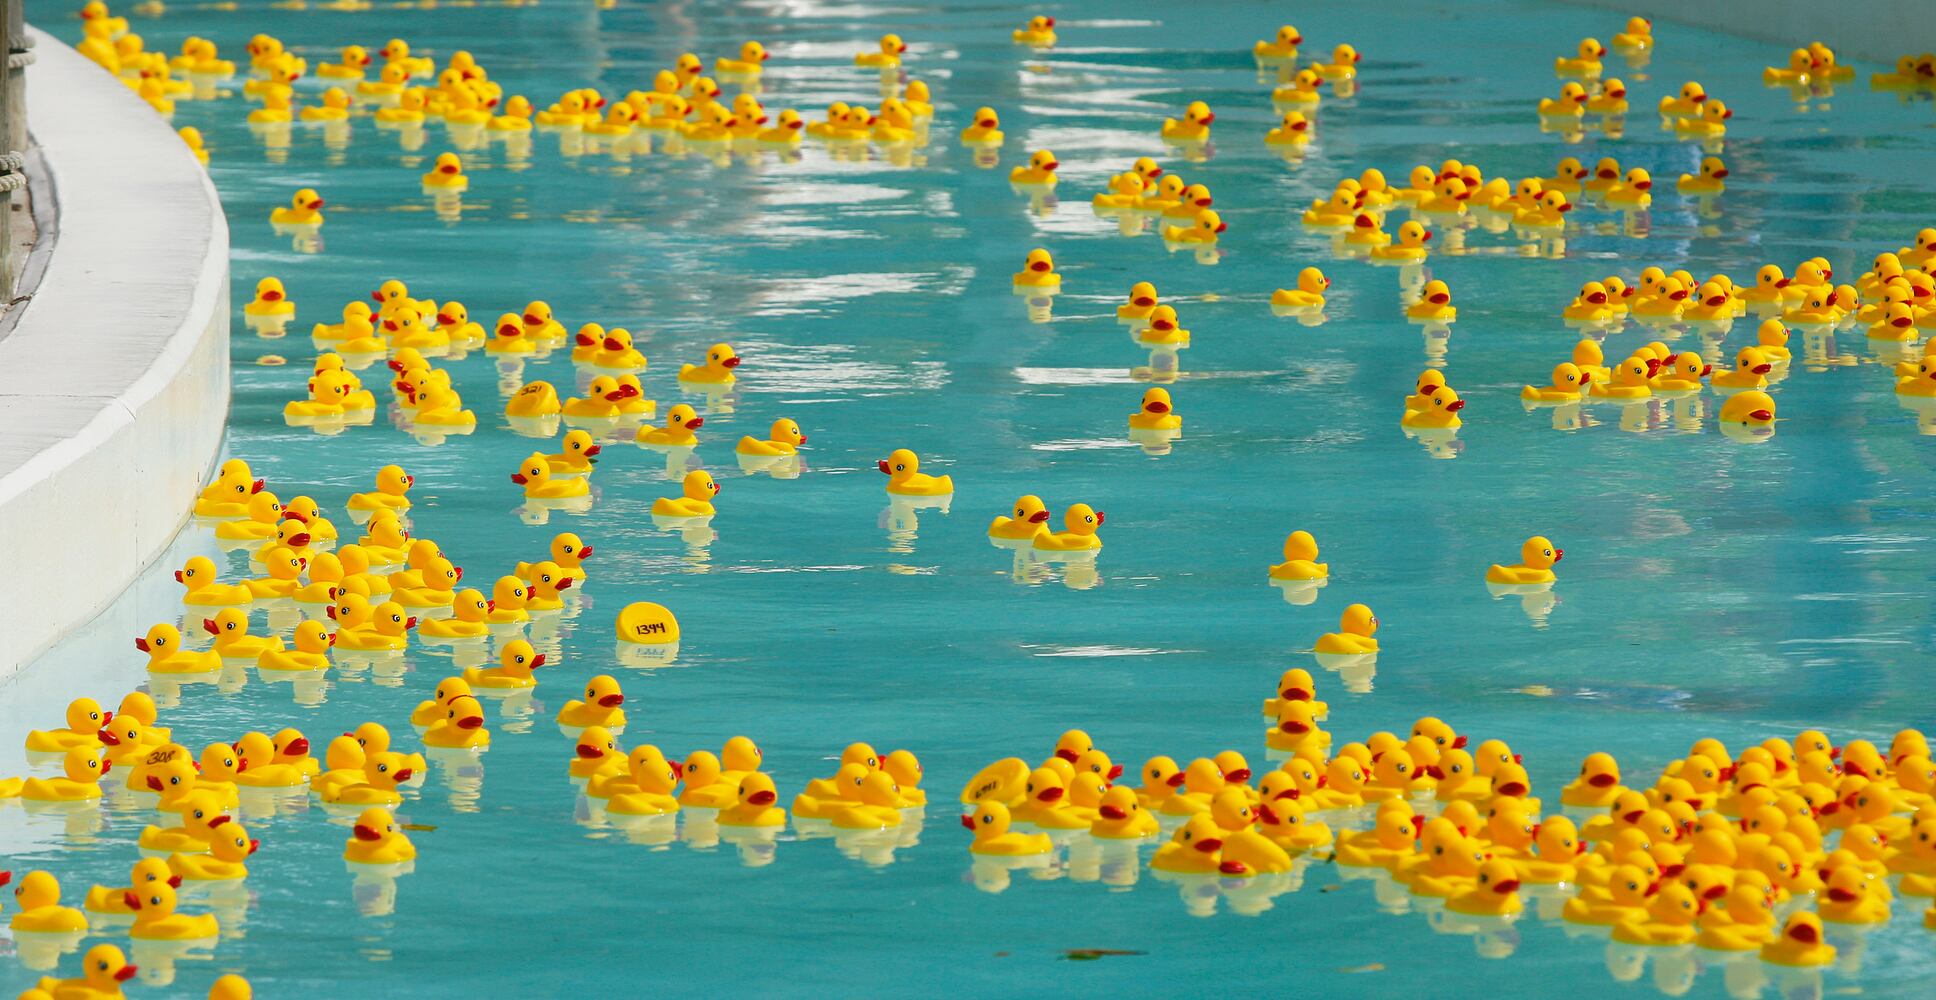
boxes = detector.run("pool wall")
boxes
[1564,0,1936,62]
[0,27,229,677]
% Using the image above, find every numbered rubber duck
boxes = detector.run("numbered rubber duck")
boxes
[854,33,907,68]
[879,448,953,496]
[1314,603,1379,654]
[269,188,325,226]
[1013,248,1060,289]
[19,747,109,802]
[1271,268,1329,309]
[505,381,562,418]
[166,821,257,883]
[1485,536,1562,584]
[23,699,109,754]
[736,418,807,456]
[1008,148,1059,186]
[1370,221,1432,262]
[137,623,222,674]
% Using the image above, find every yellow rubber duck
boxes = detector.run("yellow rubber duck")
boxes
[335,599,416,652]
[719,773,787,827]
[420,152,468,191]
[1268,532,1328,582]
[988,495,1052,541]
[1676,99,1731,137]
[1314,604,1379,655]
[423,695,490,751]
[1371,220,1432,262]
[1762,912,1836,966]
[1523,362,1592,402]
[511,453,589,500]
[1012,15,1056,47]
[1538,81,1588,121]
[505,380,562,418]
[202,608,282,659]
[136,623,221,674]
[1605,167,1653,209]
[879,448,952,496]
[677,343,741,385]
[1659,80,1709,117]
[1161,100,1215,143]
[23,699,109,754]
[1585,78,1629,115]
[270,188,325,226]
[85,858,179,915]
[1712,348,1774,391]
[1312,43,1360,81]
[1589,355,1654,399]
[1033,504,1104,552]
[166,820,257,882]
[1764,49,1813,86]
[556,675,627,731]
[959,106,1004,146]
[544,431,604,477]
[8,871,89,933]
[564,376,632,421]
[855,34,907,68]
[1093,172,1147,209]
[1009,148,1059,186]
[1136,305,1190,346]
[1402,384,1464,428]
[1273,69,1325,108]
[651,470,720,517]
[463,639,546,691]
[1555,37,1606,77]
[1406,280,1456,323]
[521,561,576,610]
[344,807,416,865]
[714,40,770,77]
[736,418,807,456]
[243,277,295,320]
[347,464,414,512]
[19,746,109,802]
[1486,536,1562,584]
[1126,387,1182,431]
[1254,24,1303,62]
[964,800,1052,855]
[1270,267,1329,309]
[1162,209,1225,244]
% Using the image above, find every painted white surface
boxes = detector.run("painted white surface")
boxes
[0,27,230,676]
[1563,0,1936,64]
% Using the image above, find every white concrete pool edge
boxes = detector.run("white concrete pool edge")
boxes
[0,27,230,678]
[1561,0,1936,64]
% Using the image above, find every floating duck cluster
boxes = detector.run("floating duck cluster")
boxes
[955,707,1936,979]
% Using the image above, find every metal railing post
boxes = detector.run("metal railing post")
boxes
[0,0,28,301]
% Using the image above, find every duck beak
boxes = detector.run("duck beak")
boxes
[353,824,381,840]
[748,790,777,805]
[598,694,625,707]
[135,637,151,651]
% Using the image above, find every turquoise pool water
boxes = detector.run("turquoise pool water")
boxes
[8,0,1936,995]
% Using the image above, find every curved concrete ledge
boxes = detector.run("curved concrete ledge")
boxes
[0,27,229,676]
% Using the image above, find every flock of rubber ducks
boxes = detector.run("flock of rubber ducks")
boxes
[955,704,1936,984]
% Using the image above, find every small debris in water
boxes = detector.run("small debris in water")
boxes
[1319,884,1343,893]
[401,823,438,832]
[1338,964,1385,974]
[256,355,286,366]
[1061,949,1145,961]
[1517,685,1554,697]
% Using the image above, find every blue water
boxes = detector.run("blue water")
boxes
[8,0,1936,996]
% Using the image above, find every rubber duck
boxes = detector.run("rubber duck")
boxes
[563,376,632,421]
[1271,268,1329,310]
[1611,881,1702,945]
[1657,80,1709,118]
[1406,280,1456,323]
[240,279,298,325]
[270,188,325,226]
[335,600,416,652]
[422,695,489,751]
[1676,156,1730,197]
[1677,99,1731,137]
[552,676,625,733]
[131,623,218,675]
[1586,78,1629,115]
[714,40,770,77]
[538,432,602,480]
[649,470,719,518]
[8,871,89,933]
[1486,536,1562,584]
[510,453,589,501]
[1333,801,1418,867]
[1871,301,1919,340]
[1563,863,1653,924]
[341,807,416,866]
[1162,209,1225,244]
[1818,862,1890,924]
[166,819,257,883]
[959,106,1004,146]
[1538,82,1587,120]
[1312,43,1360,81]
[1160,101,1214,143]
[1254,24,1303,62]
[1710,348,1773,392]
[1032,504,1104,552]
[1136,305,1191,346]
[346,465,414,514]
[1003,247,1068,294]
[1589,355,1654,400]
[670,344,738,388]
[505,381,562,418]
[1403,384,1464,428]
[462,639,546,691]
[1267,700,1332,757]
[1314,603,1379,654]
[19,746,109,802]
[1012,15,1056,47]
[1556,38,1606,77]
[735,418,807,458]
[1604,168,1653,210]
[1262,111,1313,148]
[875,448,951,496]
[600,747,681,814]
[855,33,907,68]
[1148,814,1237,874]
[713,773,785,828]
[23,699,108,754]
[484,313,537,356]
[963,800,1051,856]
[520,562,575,611]
[1523,362,1592,403]
[1761,912,1836,966]
[1004,145,1068,191]
[1371,221,1432,262]
[85,858,180,915]
[988,495,1052,541]
[198,608,280,660]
